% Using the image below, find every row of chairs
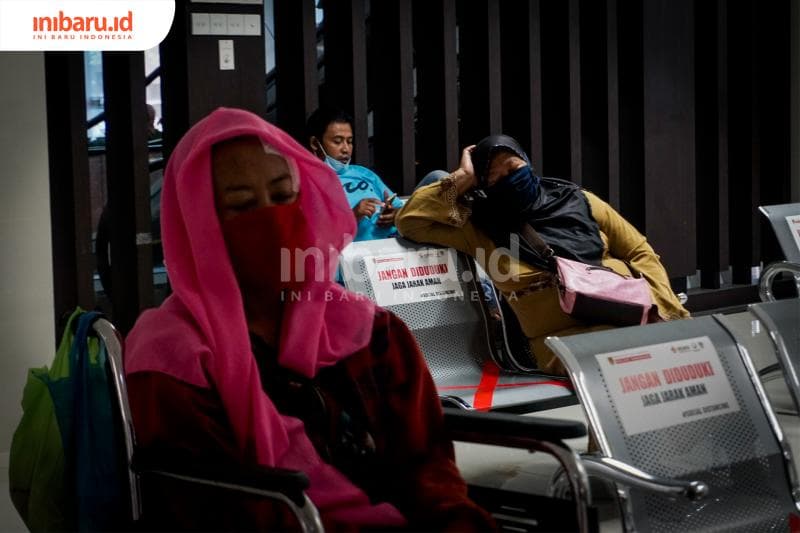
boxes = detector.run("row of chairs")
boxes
[19,202,800,531]
[92,264,798,532]
[332,201,800,531]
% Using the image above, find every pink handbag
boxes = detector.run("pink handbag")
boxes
[520,224,656,327]
[554,255,654,326]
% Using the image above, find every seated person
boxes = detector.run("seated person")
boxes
[124,107,493,531]
[395,134,690,375]
[306,107,404,241]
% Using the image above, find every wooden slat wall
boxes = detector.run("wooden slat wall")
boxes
[45,52,94,331]
[46,0,798,326]
[274,0,318,143]
[642,0,696,279]
[370,0,416,193]
[695,0,730,289]
[321,0,369,158]
[539,0,572,179]
[413,0,459,174]
[606,0,621,209]
[102,52,153,333]
[727,0,760,284]
[457,0,503,145]
[499,0,543,169]
[572,0,610,198]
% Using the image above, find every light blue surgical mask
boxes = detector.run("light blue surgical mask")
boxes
[315,141,351,174]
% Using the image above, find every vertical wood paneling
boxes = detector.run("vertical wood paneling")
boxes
[727,0,759,284]
[158,0,190,160]
[414,0,459,176]
[43,0,800,321]
[695,0,729,288]
[792,0,800,203]
[458,0,502,145]
[274,0,317,141]
[370,0,416,194]
[45,52,94,328]
[572,0,609,196]
[755,1,791,265]
[568,0,583,185]
[540,0,571,178]
[500,1,542,168]
[322,0,369,163]
[102,52,153,333]
[529,1,544,170]
[606,0,621,208]
[642,0,696,277]
[616,0,644,229]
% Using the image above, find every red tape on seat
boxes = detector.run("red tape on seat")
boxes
[473,362,501,411]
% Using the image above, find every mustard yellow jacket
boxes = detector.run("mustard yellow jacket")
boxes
[395,178,690,374]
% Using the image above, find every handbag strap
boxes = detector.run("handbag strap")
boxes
[519,223,556,261]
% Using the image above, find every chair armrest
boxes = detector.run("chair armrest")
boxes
[131,449,309,507]
[581,455,708,501]
[443,407,587,446]
[759,260,800,302]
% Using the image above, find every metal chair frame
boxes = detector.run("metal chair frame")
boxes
[340,237,576,413]
[547,315,799,532]
[92,317,325,533]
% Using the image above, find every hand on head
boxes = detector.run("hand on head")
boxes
[457,145,478,189]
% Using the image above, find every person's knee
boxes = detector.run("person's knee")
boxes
[415,170,449,190]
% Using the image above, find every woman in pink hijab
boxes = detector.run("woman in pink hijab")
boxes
[124,107,493,531]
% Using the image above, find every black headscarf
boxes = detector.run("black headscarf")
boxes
[470,135,604,270]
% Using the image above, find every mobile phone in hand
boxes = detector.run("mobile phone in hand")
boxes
[384,193,398,207]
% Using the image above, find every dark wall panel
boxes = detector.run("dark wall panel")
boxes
[642,0,696,277]
[370,0,416,193]
[102,52,153,333]
[540,0,571,179]
[457,0,502,146]
[573,0,609,196]
[45,53,94,332]
[274,0,318,143]
[695,0,729,289]
[322,0,368,160]
[413,0,459,178]
[727,0,759,284]
[500,0,542,169]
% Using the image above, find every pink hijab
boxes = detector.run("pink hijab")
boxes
[125,108,405,527]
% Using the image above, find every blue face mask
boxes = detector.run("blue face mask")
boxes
[484,165,541,220]
[316,141,351,174]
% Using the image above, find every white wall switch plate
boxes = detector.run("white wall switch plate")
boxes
[219,39,235,70]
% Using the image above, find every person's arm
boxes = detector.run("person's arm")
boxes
[395,148,496,256]
[371,311,496,531]
[585,191,690,319]
[127,372,300,530]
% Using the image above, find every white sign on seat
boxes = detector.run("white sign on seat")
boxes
[362,247,463,307]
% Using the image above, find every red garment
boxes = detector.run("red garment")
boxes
[129,308,495,531]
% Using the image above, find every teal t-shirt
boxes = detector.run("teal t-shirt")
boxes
[335,164,404,241]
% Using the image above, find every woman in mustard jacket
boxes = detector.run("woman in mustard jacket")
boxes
[395,135,689,375]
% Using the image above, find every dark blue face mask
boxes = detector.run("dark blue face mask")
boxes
[482,165,541,222]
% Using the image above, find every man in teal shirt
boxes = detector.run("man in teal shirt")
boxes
[306,107,403,241]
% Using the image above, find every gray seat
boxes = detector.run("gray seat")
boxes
[748,298,800,416]
[92,316,325,532]
[546,316,799,532]
[98,314,599,532]
[760,203,800,263]
[340,237,576,412]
